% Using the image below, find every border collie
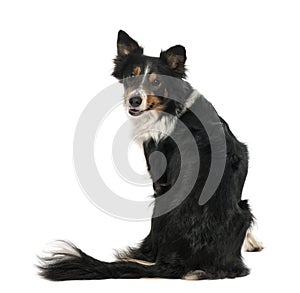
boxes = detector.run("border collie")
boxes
[38,30,263,281]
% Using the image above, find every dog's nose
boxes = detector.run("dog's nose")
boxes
[129,96,142,107]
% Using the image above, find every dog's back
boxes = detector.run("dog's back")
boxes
[38,30,262,281]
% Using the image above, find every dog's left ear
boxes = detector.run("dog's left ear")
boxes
[160,45,187,77]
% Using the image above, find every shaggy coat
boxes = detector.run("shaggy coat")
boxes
[38,30,262,281]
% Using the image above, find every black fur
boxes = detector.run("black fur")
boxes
[38,30,256,281]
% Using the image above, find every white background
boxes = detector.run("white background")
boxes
[1,0,300,292]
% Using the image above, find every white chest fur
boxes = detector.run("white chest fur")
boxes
[131,111,177,144]
[129,90,200,144]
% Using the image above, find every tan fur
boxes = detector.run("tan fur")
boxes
[149,72,157,83]
[134,66,141,75]
[183,270,206,280]
[146,95,166,111]
[115,258,155,266]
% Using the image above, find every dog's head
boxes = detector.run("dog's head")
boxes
[112,30,190,118]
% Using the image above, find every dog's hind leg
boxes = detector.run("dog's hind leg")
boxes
[114,234,156,264]
[243,229,264,252]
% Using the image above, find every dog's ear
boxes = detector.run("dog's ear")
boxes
[112,31,143,80]
[160,45,187,77]
[117,30,143,56]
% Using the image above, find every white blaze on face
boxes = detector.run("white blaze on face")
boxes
[140,64,150,86]
[124,65,151,111]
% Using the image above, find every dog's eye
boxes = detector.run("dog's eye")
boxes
[130,73,135,77]
[152,79,160,86]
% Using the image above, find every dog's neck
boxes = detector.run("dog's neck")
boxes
[130,90,200,144]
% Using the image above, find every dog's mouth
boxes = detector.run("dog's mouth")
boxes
[128,103,155,117]
[128,108,143,117]
[127,100,162,117]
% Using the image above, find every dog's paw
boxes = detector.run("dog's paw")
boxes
[243,230,264,252]
[183,270,211,280]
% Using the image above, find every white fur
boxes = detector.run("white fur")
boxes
[184,90,200,110]
[131,110,177,144]
[140,65,150,85]
[40,240,81,264]
[129,90,200,144]
[243,229,264,252]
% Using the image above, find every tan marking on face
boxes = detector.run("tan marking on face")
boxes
[147,95,166,111]
[149,72,157,83]
[134,66,142,75]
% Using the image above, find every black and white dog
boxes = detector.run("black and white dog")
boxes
[39,30,263,281]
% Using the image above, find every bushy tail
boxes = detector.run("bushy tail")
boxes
[37,241,177,281]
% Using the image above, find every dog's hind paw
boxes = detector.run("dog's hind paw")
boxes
[243,230,264,252]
